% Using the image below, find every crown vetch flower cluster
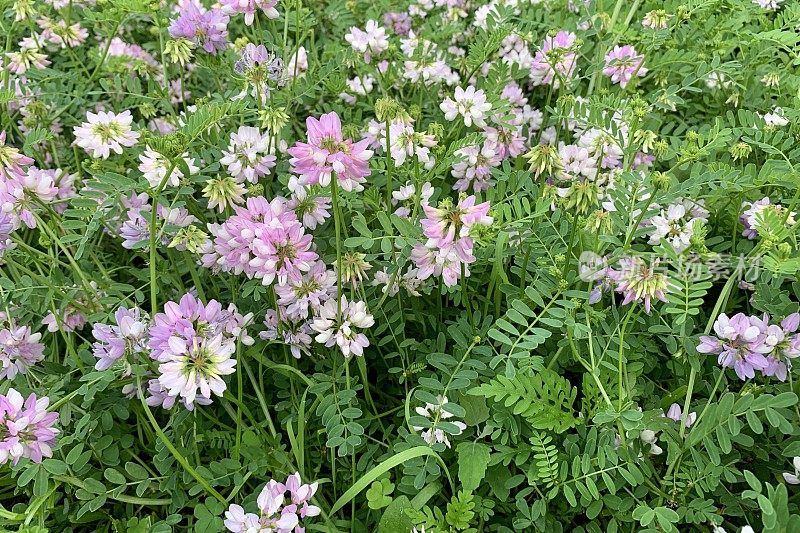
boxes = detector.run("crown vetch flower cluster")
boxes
[148,293,252,407]
[224,472,320,532]
[0,388,58,465]
[220,0,279,25]
[311,296,375,358]
[739,196,796,240]
[73,110,140,159]
[698,312,800,381]
[586,255,669,314]
[440,86,493,128]
[91,307,149,371]
[288,112,373,192]
[221,126,277,184]
[412,195,493,287]
[413,395,467,448]
[603,45,648,88]
[203,196,318,286]
[345,20,389,63]
[168,2,229,54]
[0,324,44,380]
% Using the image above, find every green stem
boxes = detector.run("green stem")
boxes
[135,376,228,505]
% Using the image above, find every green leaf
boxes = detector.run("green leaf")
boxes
[329,446,453,515]
[376,496,415,533]
[456,442,491,492]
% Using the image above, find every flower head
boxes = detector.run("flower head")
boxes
[0,324,44,380]
[168,3,229,54]
[613,256,669,313]
[220,0,278,25]
[288,112,373,192]
[603,45,647,88]
[92,307,148,371]
[440,86,492,128]
[221,126,277,184]
[0,388,58,464]
[73,110,140,159]
[311,296,374,357]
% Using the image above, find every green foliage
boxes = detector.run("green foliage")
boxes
[469,370,578,433]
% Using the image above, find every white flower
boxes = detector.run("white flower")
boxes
[220,126,277,184]
[311,296,374,357]
[753,0,783,10]
[413,395,467,448]
[439,86,492,128]
[157,334,237,406]
[647,200,708,252]
[73,110,140,159]
[138,146,198,188]
[639,429,662,455]
[344,20,388,62]
[783,456,800,484]
[388,123,437,168]
[763,107,789,127]
[287,46,308,79]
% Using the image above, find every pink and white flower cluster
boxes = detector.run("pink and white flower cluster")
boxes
[412,195,493,287]
[603,45,648,88]
[530,31,578,87]
[221,126,277,184]
[91,307,149,371]
[310,296,375,358]
[220,0,278,25]
[0,132,65,234]
[224,473,320,533]
[0,388,58,465]
[440,86,493,128]
[288,112,373,193]
[698,312,800,381]
[585,255,669,314]
[740,196,796,240]
[148,293,253,408]
[202,196,318,286]
[73,110,140,159]
[345,20,389,63]
[413,395,467,448]
[0,323,44,380]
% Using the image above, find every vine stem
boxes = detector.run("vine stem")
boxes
[330,175,344,319]
[135,375,228,505]
[149,159,179,316]
[616,305,637,412]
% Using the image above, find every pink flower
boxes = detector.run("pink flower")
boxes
[91,307,148,371]
[0,131,34,180]
[275,261,336,320]
[0,388,59,465]
[286,189,331,230]
[451,141,502,192]
[421,195,493,248]
[0,167,59,228]
[0,324,44,379]
[345,20,389,62]
[220,0,278,25]
[259,308,313,359]
[288,112,373,192]
[203,196,319,285]
[168,2,229,54]
[224,473,319,532]
[530,31,578,87]
[613,256,668,314]
[603,45,647,88]
[311,296,374,357]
